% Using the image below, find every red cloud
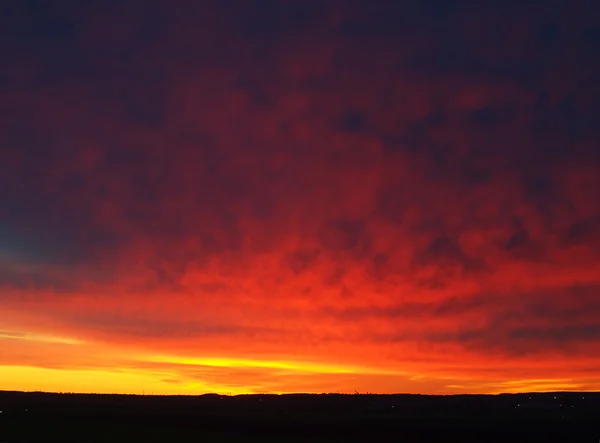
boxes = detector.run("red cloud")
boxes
[1,0,599,394]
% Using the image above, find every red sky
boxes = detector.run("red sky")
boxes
[1,0,600,394]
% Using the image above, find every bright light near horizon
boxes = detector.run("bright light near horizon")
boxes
[139,354,384,375]
[0,365,215,395]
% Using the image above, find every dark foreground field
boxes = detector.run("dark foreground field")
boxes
[1,391,599,442]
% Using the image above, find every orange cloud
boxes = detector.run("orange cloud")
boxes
[1,1,600,394]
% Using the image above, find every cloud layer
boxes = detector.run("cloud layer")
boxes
[1,0,599,394]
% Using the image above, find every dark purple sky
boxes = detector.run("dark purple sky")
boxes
[1,0,600,394]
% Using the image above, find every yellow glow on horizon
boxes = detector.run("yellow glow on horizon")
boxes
[1,363,599,395]
[0,365,218,395]
[499,378,574,386]
[140,354,399,376]
[488,379,582,393]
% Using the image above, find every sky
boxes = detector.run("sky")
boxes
[1,0,600,395]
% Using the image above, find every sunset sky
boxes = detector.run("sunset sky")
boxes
[1,0,600,395]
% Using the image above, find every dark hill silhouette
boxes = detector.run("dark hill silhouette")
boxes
[0,390,599,442]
